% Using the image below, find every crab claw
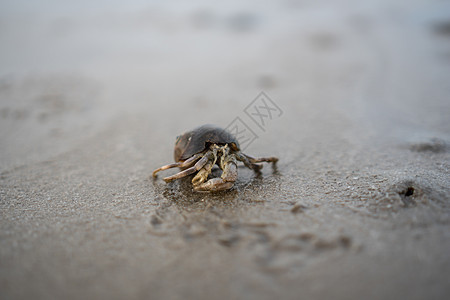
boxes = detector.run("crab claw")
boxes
[193,157,237,192]
[194,177,235,192]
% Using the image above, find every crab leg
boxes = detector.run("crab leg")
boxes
[235,152,262,171]
[194,152,237,192]
[242,153,278,164]
[152,153,203,177]
[192,147,218,186]
[163,151,213,182]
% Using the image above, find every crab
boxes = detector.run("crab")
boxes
[152,124,278,192]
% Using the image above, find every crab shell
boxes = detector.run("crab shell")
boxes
[174,124,240,162]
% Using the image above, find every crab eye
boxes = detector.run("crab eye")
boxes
[175,135,181,143]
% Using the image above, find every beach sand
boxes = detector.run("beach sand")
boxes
[1,1,450,299]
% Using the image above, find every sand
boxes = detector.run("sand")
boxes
[1,1,450,299]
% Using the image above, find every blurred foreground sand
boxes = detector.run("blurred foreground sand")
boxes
[1,1,450,299]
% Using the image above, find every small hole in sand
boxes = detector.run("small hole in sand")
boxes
[405,187,414,197]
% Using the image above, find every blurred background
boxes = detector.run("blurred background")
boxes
[1,0,449,170]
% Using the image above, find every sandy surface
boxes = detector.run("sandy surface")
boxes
[1,1,450,299]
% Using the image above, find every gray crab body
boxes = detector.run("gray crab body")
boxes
[153,124,278,192]
[174,125,240,162]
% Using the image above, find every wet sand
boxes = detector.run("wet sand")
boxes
[1,1,450,299]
